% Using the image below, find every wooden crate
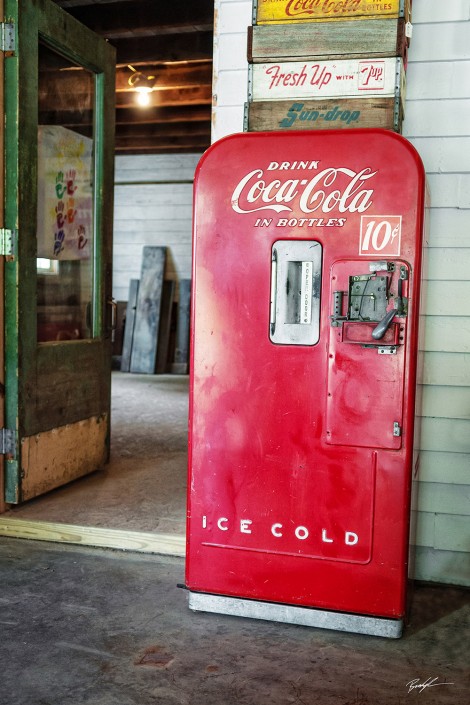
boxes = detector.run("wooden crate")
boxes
[249,57,405,102]
[248,18,409,63]
[245,96,403,132]
[254,0,412,24]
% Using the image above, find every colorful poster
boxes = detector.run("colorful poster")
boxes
[37,125,93,260]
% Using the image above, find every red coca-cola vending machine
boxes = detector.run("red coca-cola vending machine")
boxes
[185,129,427,637]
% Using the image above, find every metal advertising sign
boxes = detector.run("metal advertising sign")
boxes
[254,0,411,24]
[249,57,402,101]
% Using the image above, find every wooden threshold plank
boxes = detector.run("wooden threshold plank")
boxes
[0,518,185,557]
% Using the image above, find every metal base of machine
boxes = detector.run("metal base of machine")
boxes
[188,591,403,638]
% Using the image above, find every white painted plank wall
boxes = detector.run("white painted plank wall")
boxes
[112,154,202,303]
[213,0,470,585]
[403,0,470,584]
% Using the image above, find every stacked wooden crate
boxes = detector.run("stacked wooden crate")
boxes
[245,0,412,134]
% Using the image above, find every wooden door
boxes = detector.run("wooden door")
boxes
[3,0,115,502]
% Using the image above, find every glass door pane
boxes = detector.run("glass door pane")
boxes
[37,41,95,342]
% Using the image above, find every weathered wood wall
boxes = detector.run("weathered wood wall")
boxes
[212,0,470,586]
[112,154,201,304]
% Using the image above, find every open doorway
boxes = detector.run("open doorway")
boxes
[1,373,189,551]
[1,150,196,553]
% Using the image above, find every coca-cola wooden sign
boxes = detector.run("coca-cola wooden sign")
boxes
[249,58,404,101]
[254,0,412,24]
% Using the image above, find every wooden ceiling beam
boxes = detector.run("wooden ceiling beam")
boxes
[116,62,212,92]
[115,122,211,139]
[115,85,212,109]
[39,104,211,128]
[115,105,210,125]
[55,0,214,38]
[112,31,213,64]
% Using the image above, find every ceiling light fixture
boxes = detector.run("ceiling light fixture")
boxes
[127,65,156,107]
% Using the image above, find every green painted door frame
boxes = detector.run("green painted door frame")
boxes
[3,0,115,502]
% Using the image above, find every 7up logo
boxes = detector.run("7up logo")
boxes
[359,215,402,256]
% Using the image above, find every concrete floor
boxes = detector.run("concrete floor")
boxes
[3,373,188,534]
[0,537,468,705]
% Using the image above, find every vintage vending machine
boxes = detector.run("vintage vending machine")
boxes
[185,129,427,637]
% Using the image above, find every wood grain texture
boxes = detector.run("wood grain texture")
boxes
[155,280,176,373]
[172,279,191,374]
[20,415,108,501]
[246,97,402,131]
[248,19,408,62]
[0,517,186,556]
[130,246,167,374]
[121,279,139,372]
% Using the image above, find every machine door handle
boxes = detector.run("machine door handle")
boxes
[372,308,398,340]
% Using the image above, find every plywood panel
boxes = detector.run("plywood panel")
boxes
[21,415,108,501]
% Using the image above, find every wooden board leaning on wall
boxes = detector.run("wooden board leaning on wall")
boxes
[245,96,404,133]
[248,18,410,63]
[253,0,412,24]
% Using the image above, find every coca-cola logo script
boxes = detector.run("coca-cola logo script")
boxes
[231,163,377,215]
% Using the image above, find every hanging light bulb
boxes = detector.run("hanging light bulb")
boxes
[135,88,152,106]
[127,65,156,107]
